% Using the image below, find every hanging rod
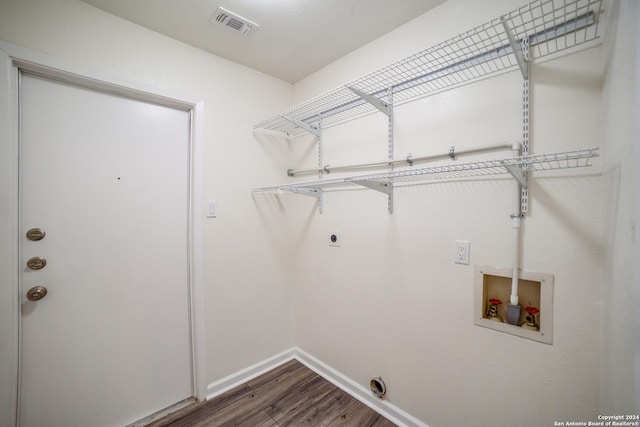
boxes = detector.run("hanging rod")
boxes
[286,143,513,177]
[254,148,599,194]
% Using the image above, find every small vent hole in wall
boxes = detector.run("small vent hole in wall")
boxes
[210,7,259,36]
[370,377,386,399]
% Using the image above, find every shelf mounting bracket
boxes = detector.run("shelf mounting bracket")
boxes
[283,187,323,213]
[501,18,529,80]
[287,186,324,213]
[282,115,322,137]
[348,87,392,117]
[353,180,392,195]
[284,187,323,199]
[503,165,528,188]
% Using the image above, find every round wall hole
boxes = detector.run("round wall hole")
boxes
[369,377,386,398]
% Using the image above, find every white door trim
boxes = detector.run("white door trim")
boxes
[0,41,206,427]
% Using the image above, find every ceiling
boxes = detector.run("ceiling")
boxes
[80,0,446,84]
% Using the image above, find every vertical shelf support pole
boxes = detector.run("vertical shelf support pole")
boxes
[387,87,394,214]
[520,38,530,213]
[317,115,324,214]
[501,17,531,212]
[281,114,324,213]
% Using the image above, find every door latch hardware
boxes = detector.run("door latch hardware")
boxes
[26,285,48,301]
[26,228,46,241]
[26,256,47,270]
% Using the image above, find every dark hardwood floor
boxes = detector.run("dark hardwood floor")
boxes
[147,359,396,426]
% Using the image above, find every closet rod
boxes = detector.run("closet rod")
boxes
[286,143,512,177]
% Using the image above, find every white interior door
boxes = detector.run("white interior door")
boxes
[19,72,193,427]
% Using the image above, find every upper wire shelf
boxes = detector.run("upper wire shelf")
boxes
[254,0,603,137]
[253,148,599,193]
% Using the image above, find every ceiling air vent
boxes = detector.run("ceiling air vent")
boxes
[210,7,259,36]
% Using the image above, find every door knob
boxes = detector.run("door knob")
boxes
[27,286,48,301]
[26,256,47,270]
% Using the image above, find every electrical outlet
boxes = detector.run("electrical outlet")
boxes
[454,240,470,264]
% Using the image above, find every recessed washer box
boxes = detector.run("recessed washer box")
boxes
[474,265,554,344]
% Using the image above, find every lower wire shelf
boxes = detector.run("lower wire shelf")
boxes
[252,148,599,197]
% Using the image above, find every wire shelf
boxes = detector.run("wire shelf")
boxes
[254,0,603,137]
[252,148,599,193]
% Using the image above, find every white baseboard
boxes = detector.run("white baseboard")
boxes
[293,348,428,427]
[206,347,428,427]
[205,347,297,399]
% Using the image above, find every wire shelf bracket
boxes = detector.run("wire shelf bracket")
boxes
[348,87,392,117]
[353,180,393,195]
[504,164,529,187]
[284,186,323,199]
[282,115,321,138]
[501,18,529,80]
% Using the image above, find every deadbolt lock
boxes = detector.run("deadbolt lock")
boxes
[26,256,47,270]
[26,228,46,241]
[27,286,48,301]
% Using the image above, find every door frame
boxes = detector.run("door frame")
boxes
[0,41,207,427]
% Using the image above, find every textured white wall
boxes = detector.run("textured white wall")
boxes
[0,1,295,425]
[599,0,639,415]
[280,0,610,426]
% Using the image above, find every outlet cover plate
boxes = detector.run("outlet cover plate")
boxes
[455,240,470,264]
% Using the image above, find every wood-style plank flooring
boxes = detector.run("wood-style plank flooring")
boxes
[147,360,396,427]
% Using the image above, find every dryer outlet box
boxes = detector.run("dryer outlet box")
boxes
[329,231,341,247]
